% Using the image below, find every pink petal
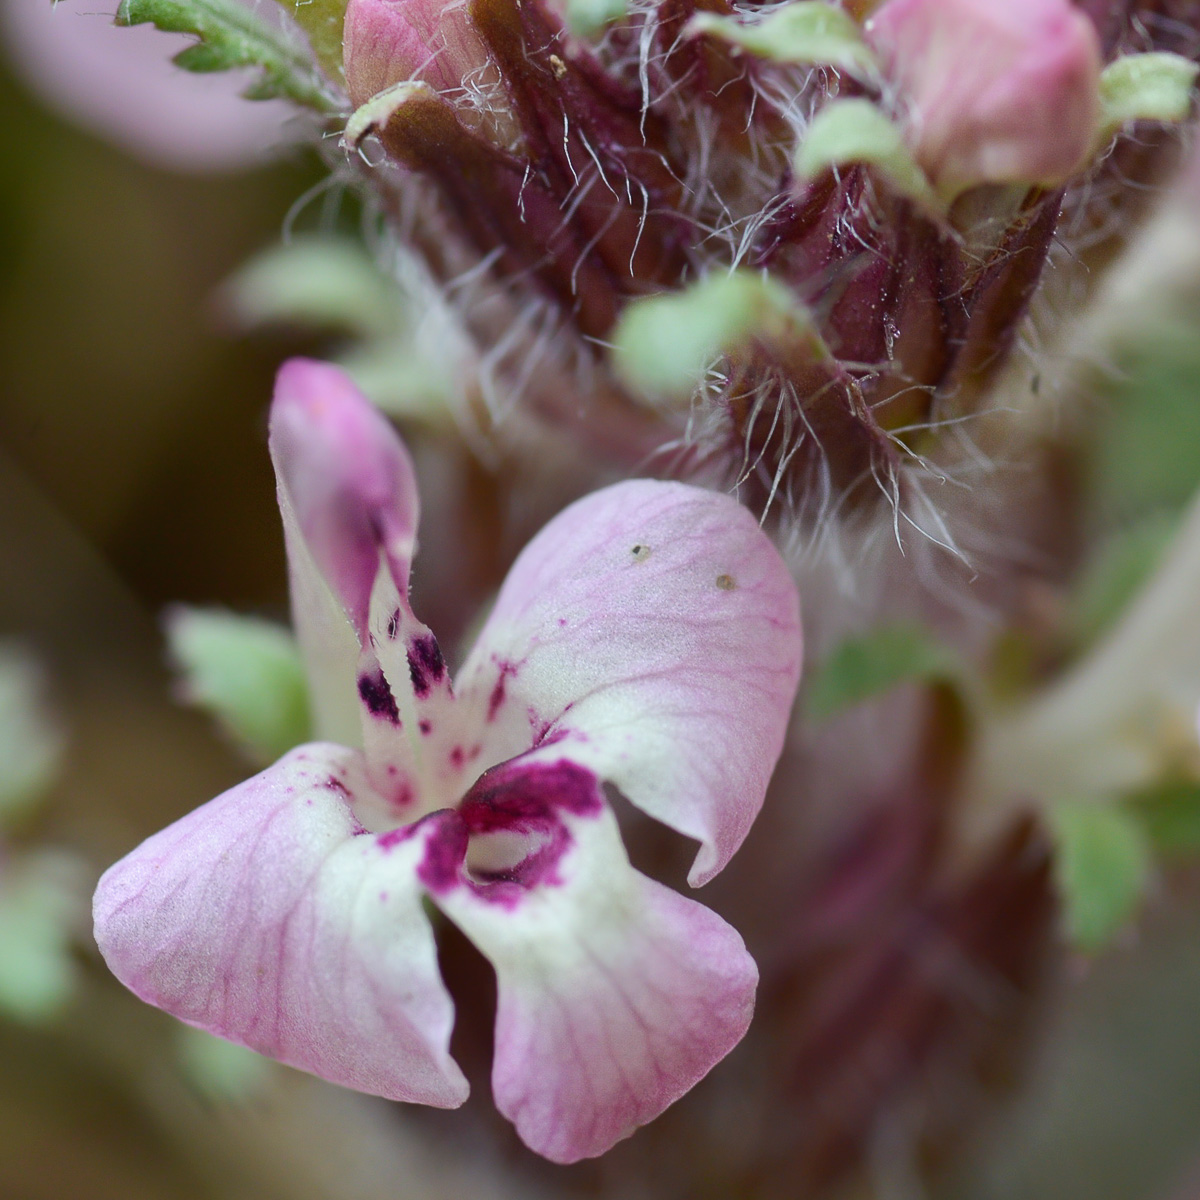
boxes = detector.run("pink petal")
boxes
[0,0,300,173]
[421,756,758,1162]
[456,480,802,885]
[866,0,1102,193]
[270,358,419,639]
[93,743,468,1107]
[343,0,492,105]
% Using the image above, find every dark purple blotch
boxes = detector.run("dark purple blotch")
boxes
[358,667,400,725]
[416,814,469,893]
[407,634,446,698]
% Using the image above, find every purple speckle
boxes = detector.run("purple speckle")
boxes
[325,775,350,797]
[419,719,432,736]
[487,660,518,722]
[449,745,465,769]
[407,634,446,698]
[557,617,567,627]
[358,667,400,725]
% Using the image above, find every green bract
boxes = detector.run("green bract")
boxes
[612,270,818,399]
[806,623,959,721]
[1049,800,1151,953]
[794,99,940,213]
[116,0,341,111]
[166,607,312,764]
[1098,51,1199,141]
[686,2,878,78]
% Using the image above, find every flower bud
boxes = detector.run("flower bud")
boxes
[343,0,492,108]
[866,0,1103,198]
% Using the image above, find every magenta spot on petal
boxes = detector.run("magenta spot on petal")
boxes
[377,826,416,851]
[449,745,465,769]
[557,617,566,627]
[379,890,388,901]
[460,759,602,829]
[358,667,400,724]
[454,759,604,897]
[419,719,432,736]
[417,816,468,892]
[487,660,518,722]
[407,634,446,698]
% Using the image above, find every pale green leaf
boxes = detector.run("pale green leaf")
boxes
[166,607,312,764]
[563,0,626,36]
[0,645,64,830]
[794,98,939,214]
[224,236,405,341]
[686,2,878,77]
[116,0,340,112]
[1126,781,1200,856]
[1049,800,1151,953]
[806,623,958,721]
[177,1025,274,1102]
[1070,513,1176,650]
[612,269,820,398]
[1099,52,1198,140]
[0,851,86,1024]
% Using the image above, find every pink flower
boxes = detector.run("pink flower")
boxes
[865,0,1103,196]
[0,0,297,172]
[343,0,491,107]
[93,360,803,1162]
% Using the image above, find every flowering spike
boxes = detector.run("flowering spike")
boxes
[865,0,1103,198]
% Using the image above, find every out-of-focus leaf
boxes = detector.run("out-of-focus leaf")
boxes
[686,2,878,76]
[0,850,87,1024]
[1098,52,1198,139]
[116,0,340,112]
[224,236,404,340]
[612,270,820,400]
[1090,313,1200,523]
[1049,799,1151,953]
[1070,513,1176,649]
[794,98,939,213]
[0,645,64,830]
[806,623,958,720]
[1126,781,1200,856]
[564,0,626,36]
[176,1025,274,1102]
[165,607,311,764]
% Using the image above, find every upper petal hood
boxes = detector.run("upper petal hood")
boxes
[456,480,802,885]
[269,359,420,746]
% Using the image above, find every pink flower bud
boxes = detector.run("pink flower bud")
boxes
[342,0,492,108]
[866,0,1103,196]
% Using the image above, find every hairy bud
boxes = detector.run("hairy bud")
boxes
[866,0,1103,197]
